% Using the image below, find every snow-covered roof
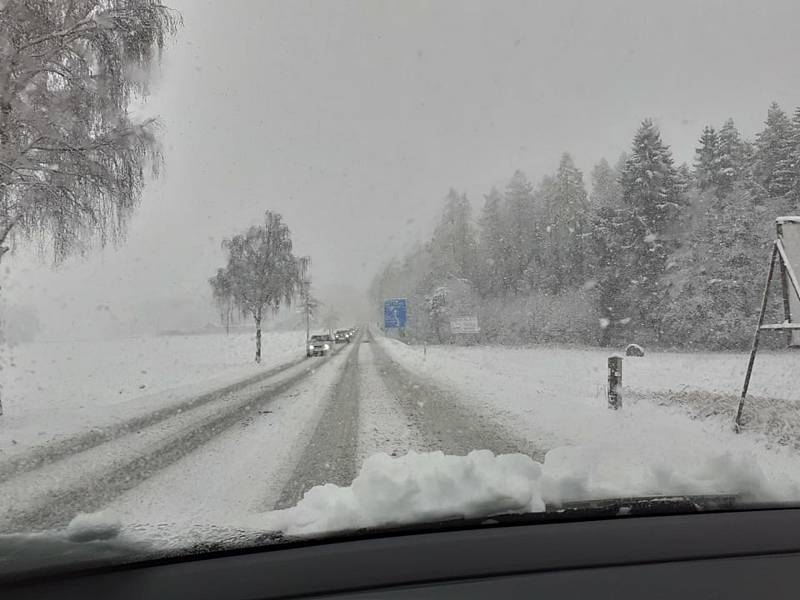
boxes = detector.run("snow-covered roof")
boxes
[776,216,800,225]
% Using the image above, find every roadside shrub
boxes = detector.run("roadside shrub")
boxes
[477,291,600,346]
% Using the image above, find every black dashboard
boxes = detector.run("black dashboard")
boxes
[4,508,800,599]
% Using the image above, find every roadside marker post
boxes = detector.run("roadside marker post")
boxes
[608,356,622,410]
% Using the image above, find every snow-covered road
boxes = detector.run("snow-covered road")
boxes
[0,340,349,533]
[0,328,543,537]
[2,328,800,541]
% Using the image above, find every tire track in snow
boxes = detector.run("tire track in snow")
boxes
[273,336,362,510]
[0,355,310,483]
[105,350,355,536]
[357,341,422,463]
[0,348,347,533]
[369,331,547,461]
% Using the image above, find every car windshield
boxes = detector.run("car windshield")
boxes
[2,0,800,580]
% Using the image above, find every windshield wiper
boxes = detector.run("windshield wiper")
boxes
[262,494,749,544]
[203,494,748,552]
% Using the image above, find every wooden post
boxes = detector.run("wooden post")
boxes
[608,356,622,410]
[733,243,778,432]
[777,223,793,347]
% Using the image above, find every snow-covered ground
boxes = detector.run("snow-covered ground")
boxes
[0,331,306,455]
[356,343,421,462]
[373,336,800,503]
[379,342,798,402]
[4,329,800,559]
[105,348,353,542]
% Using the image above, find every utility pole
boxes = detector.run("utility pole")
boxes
[298,256,312,343]
[304,280,311,342]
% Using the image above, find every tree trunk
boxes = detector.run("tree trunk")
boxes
[0,251,5,414]
[254,313,262,363]
[305,302,310,342]
[0,236,11,263]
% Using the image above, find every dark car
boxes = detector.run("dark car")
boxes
[334,329,351,344]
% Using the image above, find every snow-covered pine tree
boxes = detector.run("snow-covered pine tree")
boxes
[477,187,508,297]
[545,153,589,292]
[717,118,745,194]
[694,125,720,190]
[617,119,684,338]
[502,170,538,293]
[790,107,800,205]
[590,200,630,346]
[590,158,621,208]
[754,102,795,198]
[428,189,477,283]
[660,183,776,349]
[675,162,693,198]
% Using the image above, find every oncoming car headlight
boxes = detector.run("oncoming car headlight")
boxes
[323,344,330,350]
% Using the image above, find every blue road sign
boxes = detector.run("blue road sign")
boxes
[384,298,407,329]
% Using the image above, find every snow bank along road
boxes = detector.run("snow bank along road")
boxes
[0,329,540,535]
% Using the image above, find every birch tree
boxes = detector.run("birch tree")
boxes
[0,0,180,262]
[210,211,303,363]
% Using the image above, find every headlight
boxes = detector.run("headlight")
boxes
[323,344,330,350]
[308,344,314,350]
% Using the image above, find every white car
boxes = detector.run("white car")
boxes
[307,334,333,357]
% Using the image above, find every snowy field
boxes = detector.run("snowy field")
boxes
[373,336,800,504]
[379,342,798,403]
[0,331,306,456]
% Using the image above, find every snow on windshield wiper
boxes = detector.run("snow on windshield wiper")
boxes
[266,494,744,542]
[0,445,777,582]
[233,448,785,541]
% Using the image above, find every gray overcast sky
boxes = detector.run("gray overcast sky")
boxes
[4,0,800,338]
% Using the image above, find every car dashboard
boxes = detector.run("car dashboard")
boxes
[3,508,800,599]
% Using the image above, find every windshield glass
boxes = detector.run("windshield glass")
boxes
[2,0,800,579]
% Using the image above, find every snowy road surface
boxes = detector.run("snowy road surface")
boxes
[0,331,308,459]
[2,328,800,539]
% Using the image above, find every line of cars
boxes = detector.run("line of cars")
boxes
[306,327,358,357]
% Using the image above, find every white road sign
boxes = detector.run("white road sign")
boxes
[450,316,480,334]
[777,217,800,346]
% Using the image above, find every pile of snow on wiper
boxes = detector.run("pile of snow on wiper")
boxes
[254,447,792,536]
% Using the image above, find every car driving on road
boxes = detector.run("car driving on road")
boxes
[334,329,351,344]
[307,334,333,357]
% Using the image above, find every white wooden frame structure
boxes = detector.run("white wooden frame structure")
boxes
[733,217,800,431]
